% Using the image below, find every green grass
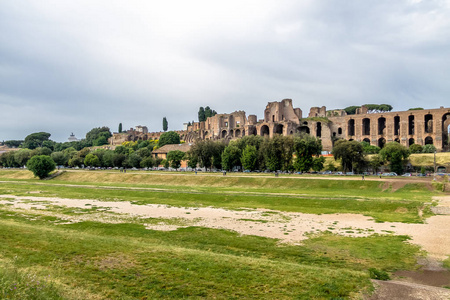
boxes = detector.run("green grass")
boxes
[0,207,424,299]
[0,170,438,223]
[0,259,64,300]
[444,257,450,270]
[0,169,440,298]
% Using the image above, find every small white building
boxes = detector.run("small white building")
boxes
[68,133,79,142]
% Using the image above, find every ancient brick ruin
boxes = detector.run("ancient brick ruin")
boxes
[109,99,450,152]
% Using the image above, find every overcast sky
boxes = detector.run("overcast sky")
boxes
[1,0,450,142]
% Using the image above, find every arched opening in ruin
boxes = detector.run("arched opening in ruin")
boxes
[248,127,257,136]
[221,130,227,138]
[394,138,400,143]
[363,138,371,144]
[274,124,283,135]
[289,130,293,135]
[378,138,386,149]
[316,122,322,137]
[333,132,336,137]
[394,116,400,136]
[303,121,308,125]
[442,113,450,150]
[408,115,415,135]
[349,139,354,141]
[424,114,433,133]
[362,118,370,135]
[235,129,241,137]
[203,131,209,139]
[229,129,234,137]
[297,126,310,134]
[348,119,355,136]
[242,129,245,136]
[425,136,433,145]
[378,117,386,135]
[260,125,270,137]
[338,127,342,135]
[272,115,275,122]
[409,138,415,146]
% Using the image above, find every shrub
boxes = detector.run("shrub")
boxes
[409,144,423,154]
[422,144,436,153]
[368,268,390,280]
[26,155,56,179]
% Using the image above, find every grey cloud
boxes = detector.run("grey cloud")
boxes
[1,0,450,142]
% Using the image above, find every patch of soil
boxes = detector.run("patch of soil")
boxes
[394,269,450,288]
[367,280,450,300]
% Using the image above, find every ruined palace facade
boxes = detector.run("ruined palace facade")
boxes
[109,99,450,152]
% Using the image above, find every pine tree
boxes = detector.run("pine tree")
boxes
[118,123,122,133]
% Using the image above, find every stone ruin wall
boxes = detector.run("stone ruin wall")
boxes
[109,100,450,152]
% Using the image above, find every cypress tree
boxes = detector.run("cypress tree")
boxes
[163,117,168,132]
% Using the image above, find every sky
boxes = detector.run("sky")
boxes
[1,0,450,142]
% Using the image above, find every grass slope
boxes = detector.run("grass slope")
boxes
[0,210,422,299]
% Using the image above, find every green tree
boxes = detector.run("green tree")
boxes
[260,135,294,171]
[118,123,123,133]
[126,153,142,168]
[188,140,225,171]
[51,151,69,166]
[332,140,366,173]
[312,156,326,172]
[163,117,168,132]
[0,152,18,168]
[31,147,52,157]
[379,142,410,175]
[360,141,380,154]
[204,106,216,118]
[85,127,112,146]
[93,136,109,146]
[161,159,169,169]
[198,107,206,122]
[102,150,115,167]
[292,134,322,172]
[140,156,155,168]
[325,161,336,171]
[343,106,361,115]
[167,150,185,170]
[422,144,436,153]
[185,152,198,169]
[158,131,181,148]
[23,132,51,149]
[369,155,383,174]
[136,147,152,158]
[14,149,32,167]
[221,145,242,171]
[84,153,100,167]
[4,140,23,148]
[26,155,56,179]
[241,145,258,171]
[409,144,423,154]
[112,153,126,167]
[363,104,393,113]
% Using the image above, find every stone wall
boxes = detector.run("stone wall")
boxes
[109,101,450,152]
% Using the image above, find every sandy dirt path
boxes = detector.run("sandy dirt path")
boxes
[1,194,449,260]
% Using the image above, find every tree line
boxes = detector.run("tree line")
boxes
[1,126,430,178]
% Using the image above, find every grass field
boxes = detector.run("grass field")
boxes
[0,169,444,299]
